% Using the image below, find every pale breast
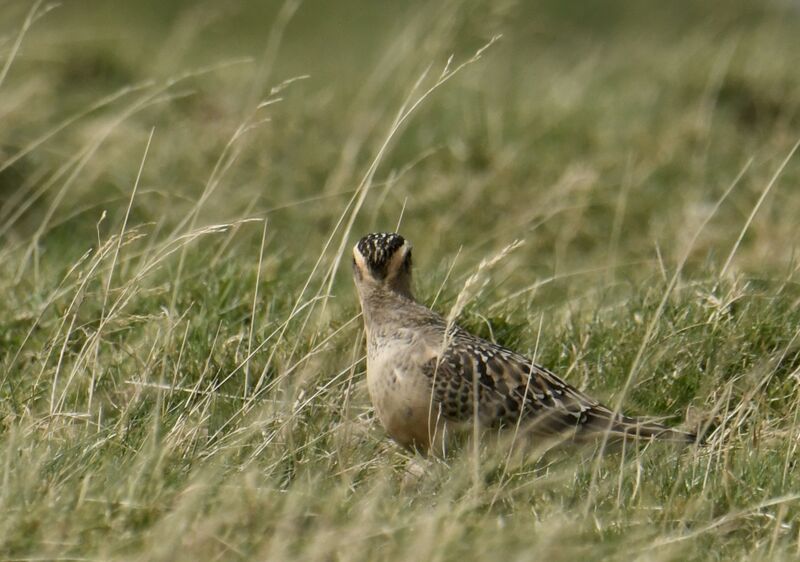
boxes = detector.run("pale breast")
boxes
[366,329,444,450]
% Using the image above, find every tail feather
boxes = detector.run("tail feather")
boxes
[584,408,696,444]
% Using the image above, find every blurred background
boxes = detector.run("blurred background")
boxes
[3,0,799,286]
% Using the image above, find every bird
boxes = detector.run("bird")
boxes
[352,231,696,454]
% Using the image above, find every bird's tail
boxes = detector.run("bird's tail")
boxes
[584,407,696,444]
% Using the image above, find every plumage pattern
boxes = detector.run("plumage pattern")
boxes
[425,326,596,430]
[425,325,686,440]
[356,232,407,277]
[352,232,695,452]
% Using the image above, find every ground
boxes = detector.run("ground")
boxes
[2,0,800,560]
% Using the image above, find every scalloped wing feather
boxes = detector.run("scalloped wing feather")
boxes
[424,327,695,442]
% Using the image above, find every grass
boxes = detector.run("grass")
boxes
[2,0,800,559]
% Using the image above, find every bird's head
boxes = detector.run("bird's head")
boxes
[352,232,414,299]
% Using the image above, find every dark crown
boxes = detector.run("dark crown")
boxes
[356,232,407,273]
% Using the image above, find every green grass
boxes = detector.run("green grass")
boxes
[2,0,800,559]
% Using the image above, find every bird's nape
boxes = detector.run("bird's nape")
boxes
[354,232,408,277]
[353,232,414,298]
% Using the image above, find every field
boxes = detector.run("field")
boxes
[2,0,800,560]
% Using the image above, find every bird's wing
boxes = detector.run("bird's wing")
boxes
[422,327,691,441]
[421,327,598,432]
